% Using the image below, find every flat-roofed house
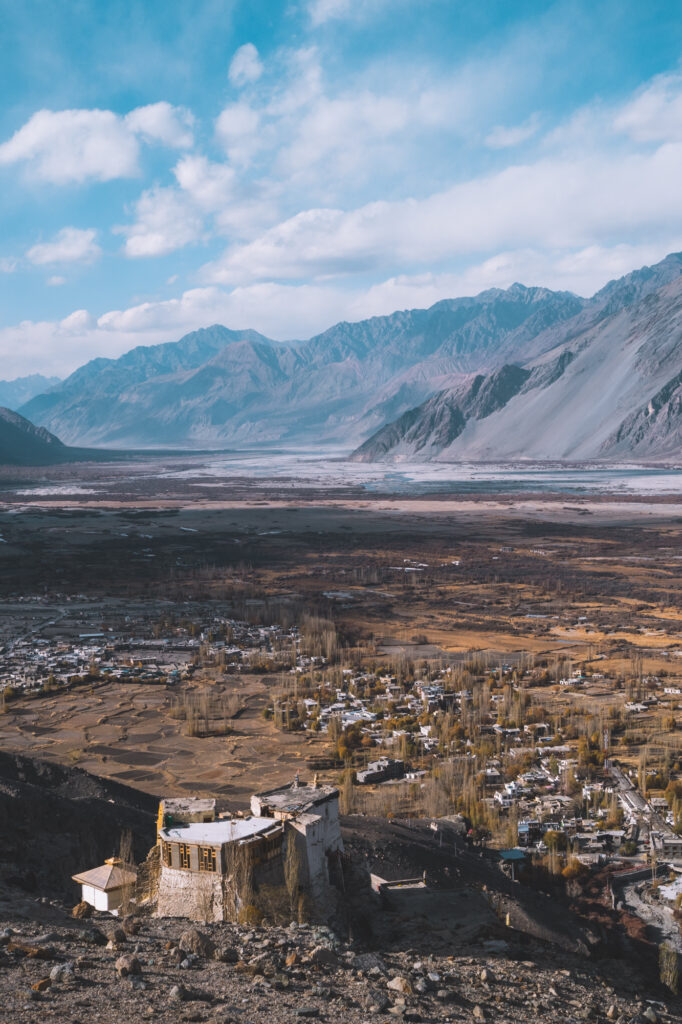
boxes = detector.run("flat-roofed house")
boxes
[251,778,344,902]
[157,813,284,921]
[157,797,216,835]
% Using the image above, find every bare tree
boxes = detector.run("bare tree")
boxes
[118,828,135,917]
[284,830,302,920]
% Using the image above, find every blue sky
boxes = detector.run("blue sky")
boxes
[2,0,682,377]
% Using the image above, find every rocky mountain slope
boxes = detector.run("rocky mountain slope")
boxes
[0,407,127,466]
[353,255,682,462]
[0,374,60,411]
[0,407,69,465]
[19,287,590,447]
[0,909,670,1024]
[0,751,156,899]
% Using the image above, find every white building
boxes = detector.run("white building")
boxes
[251,779,344,902]
[72,857,137,915]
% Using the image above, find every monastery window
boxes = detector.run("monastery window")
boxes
[178,843,191,870]
[198,846,217,872]
[162,841,172,866]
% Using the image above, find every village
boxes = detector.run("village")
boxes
[3,500,682,1013]
[6,599,681,948]
[0,599,304,700]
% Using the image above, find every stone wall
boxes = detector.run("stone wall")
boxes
[156,866,224,922]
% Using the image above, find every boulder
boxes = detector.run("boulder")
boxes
[115,954,141,977]
[107,925,127,946]
[387,975,412,995]
[310,945,339,966]
[179,928,215,959]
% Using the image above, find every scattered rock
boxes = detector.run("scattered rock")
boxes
[50,962,76,982]
[215,944,239,963]
[353,952,387,974]
[115,954,141,977]
[179,928,215,959]
[7,940,54,960]
[72,901,92,919]
[311,945,339,966]
[387,975,412,995]
[363,988,390,1012]
[31,978,51,992]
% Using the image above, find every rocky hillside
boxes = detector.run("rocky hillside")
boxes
[0,407,68,465]
[0,407,127,466]
[0,751,156,899]
[0,755,675,1023]
[0,910,671,1024]
[353,257,682,462]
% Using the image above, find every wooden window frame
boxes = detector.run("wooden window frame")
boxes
[198,845,217,872]
[178,843,191,870]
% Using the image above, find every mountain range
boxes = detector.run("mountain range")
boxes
[14,251,682,462]
[0,374,60,411]
[353,254,682,462]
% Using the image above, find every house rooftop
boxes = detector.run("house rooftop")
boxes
[161,798,216,814]
[159,816,280,846]
[72,858,138,892]
[253,780,338,814]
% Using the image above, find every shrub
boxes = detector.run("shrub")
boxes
[660,941,679,994]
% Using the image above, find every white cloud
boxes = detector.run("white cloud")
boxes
[47,275,66,286]
[614,73,682,144]
[125,101,194,148]
[308,0,351,24]
[117,154,241,258]
[61,309,95,331]
[228,43,263,86]
[307,0,388,27]
[6,238,682,379]
[0,103,194,184]
[116,185,204,258]
[215,102,261,165]
[202,141,682,285]
[27,227,101,265]
[279,92,409,178]
[174,154,235,210]
[485,113,540,149]
[0,257,17,273]
[354,241,682,314]
[0,109,139,184]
